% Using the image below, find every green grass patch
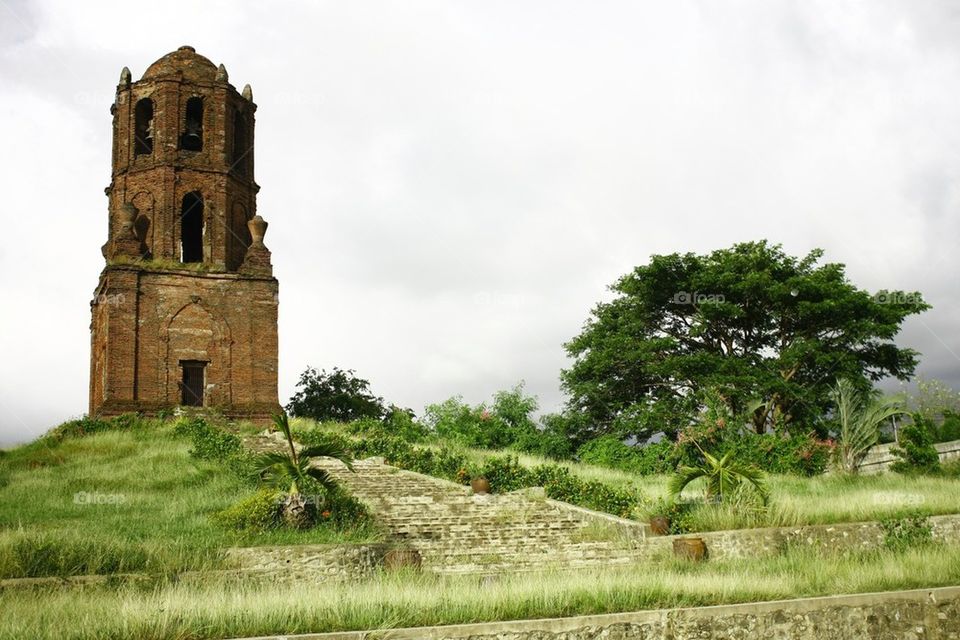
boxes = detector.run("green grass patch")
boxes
[0,418,380,578]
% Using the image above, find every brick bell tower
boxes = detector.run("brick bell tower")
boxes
[90,46,281,420]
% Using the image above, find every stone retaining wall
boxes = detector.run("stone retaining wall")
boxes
[224,544,389,582]
[639,514,960,561]
[860,438,960,473]
[229,585,960,640]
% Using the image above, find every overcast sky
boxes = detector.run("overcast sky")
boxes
[1,0,959,446]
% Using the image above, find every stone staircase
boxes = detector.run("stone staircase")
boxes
[314,457,649,575]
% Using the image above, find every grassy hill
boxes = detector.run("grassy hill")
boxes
[0,415,378,579]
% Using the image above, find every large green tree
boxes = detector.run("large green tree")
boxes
[286,367,386,423]
[562,241,928,441]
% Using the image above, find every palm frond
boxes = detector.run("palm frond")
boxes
[305,466,339,492]
[668,466,708,499]
[725,461,769,505]
[299,444,354,471]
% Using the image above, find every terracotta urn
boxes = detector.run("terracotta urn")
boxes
[672,537,708,561]
[649,515,671,536]
[116,203,138,237]
[471,477,491,495]
[383,548,422,571]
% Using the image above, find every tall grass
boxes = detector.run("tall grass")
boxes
[1,545,958,640]
[464,443,960,530]
[0,422,380,578]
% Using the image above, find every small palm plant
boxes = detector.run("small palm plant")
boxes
[254,412,354,529]
[832,378,906,474]
[668,446,769,506]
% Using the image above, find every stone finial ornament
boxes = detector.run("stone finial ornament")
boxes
[104,203,142,259]
[242,84,253,101]
[240,215,272,276]
[248,215,267,246]
[119,66,131,87]
[216,63,229,82]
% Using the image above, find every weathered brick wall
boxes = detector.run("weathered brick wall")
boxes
[91,266,280,419]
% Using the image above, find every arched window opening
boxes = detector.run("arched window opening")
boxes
[134,98,154,156]
[180,192,204,263]
[232,108,247,173]
[181,97,203,151]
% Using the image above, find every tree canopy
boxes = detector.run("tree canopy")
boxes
[286,367,386,423]
[561,241,929,442]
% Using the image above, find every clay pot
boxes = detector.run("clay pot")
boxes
[383,548,422,571]
[672,537,708,561]
[649,515,671,536]
[471,477,490,495]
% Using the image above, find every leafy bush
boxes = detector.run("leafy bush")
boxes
[316,487,372,529]
[891,421,941,474]
[214,488,281,531]
[936,412,960,443]
[576,436,643,470]
[726,434,832,477]
[880,514,933,551]
[640,497,698,534]
[515,413,576,460]
[477,454,641,518]
[576,436,676,475]
[287,367,386,422]
[382,407,430,442]
[424,396,501,448]
[424,383,542,451]
[172,417,255,479]
[575,431,829,478]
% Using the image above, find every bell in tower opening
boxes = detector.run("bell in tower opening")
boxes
[89,46,282,422]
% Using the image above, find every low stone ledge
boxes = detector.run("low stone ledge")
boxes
[226,585,960,640]
[224,543,390,582]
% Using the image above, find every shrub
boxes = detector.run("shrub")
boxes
[382,407,430,442]
[880,514,933,551]
[173,417,255,479]
[317,487,372,529]
[575,432,828,477]
[640,497,697,534]
[576,436,643,470]
[518,413,576,460]
[424,384,543,451]
[214,489,281,531]
[45,414,141,442]
[936,411,960,442]
[478,454,641,518]
[891,421,941,474]
[726,433,832,477]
